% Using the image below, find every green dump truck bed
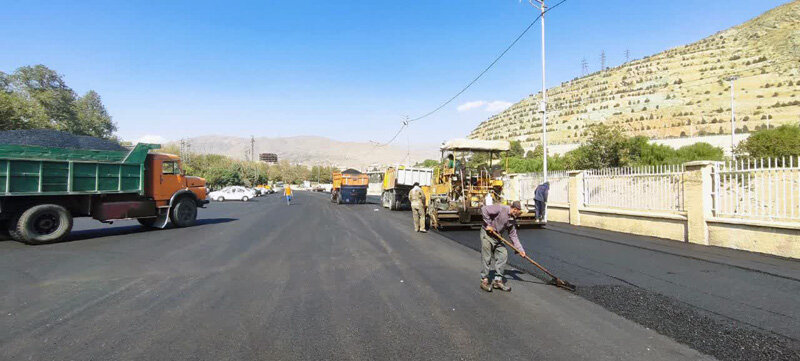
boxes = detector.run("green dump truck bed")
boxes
[0,143,160,197]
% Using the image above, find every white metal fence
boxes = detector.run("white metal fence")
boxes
[515,170,570,205]
[583,165,685,212]
[714,157,800,222]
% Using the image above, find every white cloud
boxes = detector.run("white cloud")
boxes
[457,101,487,112]
[457,100,512,113]
[485,101,513,112]
[137,135,169,144]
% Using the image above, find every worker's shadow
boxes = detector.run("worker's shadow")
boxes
[505,270,548,285]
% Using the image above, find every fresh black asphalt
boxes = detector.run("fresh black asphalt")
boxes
[0,191,796,360]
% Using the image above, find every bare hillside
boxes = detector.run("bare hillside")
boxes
[470,0,800,150]
[176,135,439,169]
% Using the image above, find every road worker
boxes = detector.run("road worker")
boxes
[409,182,426,232]
[480,201,526,292]
[534,181,550,221]
[284,185,293,205]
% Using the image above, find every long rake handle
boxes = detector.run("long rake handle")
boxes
[488,229,575,291]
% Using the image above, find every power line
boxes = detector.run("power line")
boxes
[373,0,569,146]
[407,0,568,124]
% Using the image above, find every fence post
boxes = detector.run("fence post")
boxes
[568,171,584,226]
[684,161,716,245]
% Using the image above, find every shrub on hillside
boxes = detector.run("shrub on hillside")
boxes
[736,124,800,158]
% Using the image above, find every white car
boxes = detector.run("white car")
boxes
[208,186,257,202]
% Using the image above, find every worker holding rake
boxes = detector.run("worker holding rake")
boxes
[480,201,526,292]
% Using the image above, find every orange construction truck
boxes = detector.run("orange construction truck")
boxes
[0,143,208,244]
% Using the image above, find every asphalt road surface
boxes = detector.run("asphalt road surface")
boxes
[0,191,796,360]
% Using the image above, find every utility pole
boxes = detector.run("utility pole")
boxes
[530,0,548,181]
[581,57,589,77]
[728,76,739,159]
[600,50,607,71]
[250,136,257,185]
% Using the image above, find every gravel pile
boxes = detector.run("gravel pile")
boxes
[0,129,126,151]
[577,285,800,361]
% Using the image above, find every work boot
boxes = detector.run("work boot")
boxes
[480,278,492,292]
[492,279,511,292]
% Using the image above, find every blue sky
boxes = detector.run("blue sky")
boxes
[0,0,790,144]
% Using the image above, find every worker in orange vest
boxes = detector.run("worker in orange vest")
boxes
[284,185,293,205]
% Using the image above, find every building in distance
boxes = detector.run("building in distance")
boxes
[259,153,278,164]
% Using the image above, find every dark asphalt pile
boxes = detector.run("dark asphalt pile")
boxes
[436,229,800,361]
[577,285,800,361]
[0,129,126,151]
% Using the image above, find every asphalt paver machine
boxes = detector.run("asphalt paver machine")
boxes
[425,139,540,229]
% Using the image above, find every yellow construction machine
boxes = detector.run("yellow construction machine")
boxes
[425,139,540,229]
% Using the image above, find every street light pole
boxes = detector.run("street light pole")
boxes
[728,76,738,160]
[530,0,548,181]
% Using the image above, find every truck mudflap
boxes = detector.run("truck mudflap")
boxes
[197,199,210,208]
[152,208,170,229]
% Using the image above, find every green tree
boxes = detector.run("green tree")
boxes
[525,145,544,159]
[74,90,116,138]
[415,159,440,168]
[0,65,116,138]
[675,142,724,162]
[568,125,629,169]
[737,124,800,158]
[9,65,77,130]
[508,140,525,158]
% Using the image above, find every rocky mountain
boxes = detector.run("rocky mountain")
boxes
[469,0,800,151]
[175,135,439,169]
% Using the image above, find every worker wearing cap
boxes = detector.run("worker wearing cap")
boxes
[409,182,426,232]
[480,201,526,292]
[534,181,550,221]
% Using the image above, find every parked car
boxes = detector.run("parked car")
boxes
[208,186,257,202]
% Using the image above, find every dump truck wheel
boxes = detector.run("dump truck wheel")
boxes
[170,198,197,228]
[11,204,73,245]
[388,191,398,210]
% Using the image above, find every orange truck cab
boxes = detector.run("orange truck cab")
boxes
[145,153,208,207]
[137,152,210,228]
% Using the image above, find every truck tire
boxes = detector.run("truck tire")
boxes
[10,204,73,245]
[388,190,398,210]
[381,192,390,208]
[170,197,197,228]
